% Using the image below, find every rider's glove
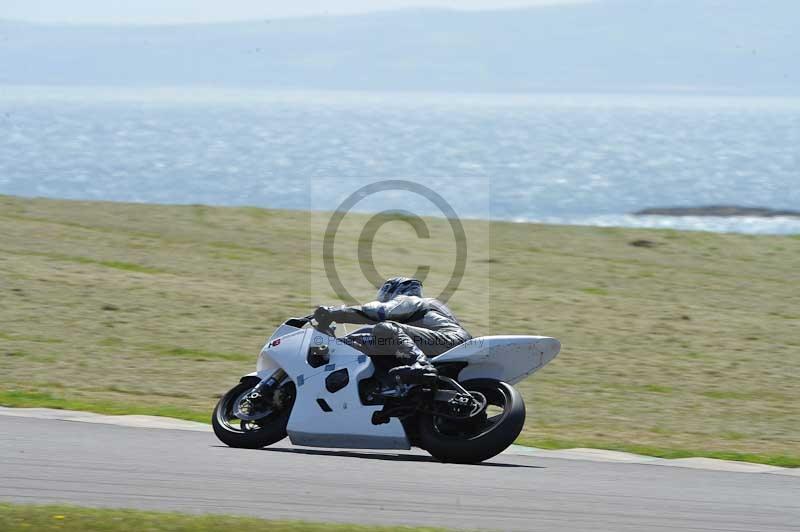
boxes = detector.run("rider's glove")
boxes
[313,306,334,329]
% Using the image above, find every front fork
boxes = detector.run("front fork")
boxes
[248,368,287,399]
[237,369,288,417]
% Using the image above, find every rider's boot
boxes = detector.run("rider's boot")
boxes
[389,348,438,385]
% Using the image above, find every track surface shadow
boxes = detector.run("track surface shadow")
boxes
[256,446,543,468]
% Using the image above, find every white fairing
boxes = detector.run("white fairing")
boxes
[261,328,409,449]
[247,323,560,450]
[255,323,305,373]
[432,336,561,384]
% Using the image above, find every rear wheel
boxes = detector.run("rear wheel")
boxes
[212,377,295,449]
[418,379,525,464]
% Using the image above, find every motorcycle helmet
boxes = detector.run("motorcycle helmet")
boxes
[376,277,423,302]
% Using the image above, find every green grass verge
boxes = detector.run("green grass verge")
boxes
[2,194,799,467]
[516,437,800,468]
[0,390,209,424]
[0,504,449,532]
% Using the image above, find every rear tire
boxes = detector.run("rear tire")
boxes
[212,378,295,449]
[418,379,525,464]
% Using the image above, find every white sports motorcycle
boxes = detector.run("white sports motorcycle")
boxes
[213,316,560,463]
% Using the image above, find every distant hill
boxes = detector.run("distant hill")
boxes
[1,0,798,93]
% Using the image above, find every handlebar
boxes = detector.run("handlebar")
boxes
[307,314,337,338]
[285,314,336,337]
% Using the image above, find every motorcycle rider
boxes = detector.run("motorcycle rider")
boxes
[314,277,472,384]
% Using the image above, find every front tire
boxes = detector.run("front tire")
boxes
[212,378,295,449]
[418,379,525,464]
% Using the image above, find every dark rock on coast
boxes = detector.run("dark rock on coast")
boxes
[634,206,800,218]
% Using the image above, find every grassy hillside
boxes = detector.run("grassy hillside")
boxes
[1,195,799,465]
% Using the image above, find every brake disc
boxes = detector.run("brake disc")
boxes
[233,389,273,421]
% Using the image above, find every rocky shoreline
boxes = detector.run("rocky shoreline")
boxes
[634,206,800,218]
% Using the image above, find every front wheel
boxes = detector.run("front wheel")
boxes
[418,379,525,464]
[212,377,295,449]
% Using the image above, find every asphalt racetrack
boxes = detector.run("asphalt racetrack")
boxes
[1,415,798,531]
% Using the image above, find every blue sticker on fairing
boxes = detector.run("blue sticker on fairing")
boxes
[297,374,305,386]
[324,364,336,371]
[378,307,387,321]
[357,355,367,363]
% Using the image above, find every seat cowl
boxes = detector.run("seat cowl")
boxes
[432,335,561,384]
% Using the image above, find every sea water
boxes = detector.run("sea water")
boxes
[1,86,798,234]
